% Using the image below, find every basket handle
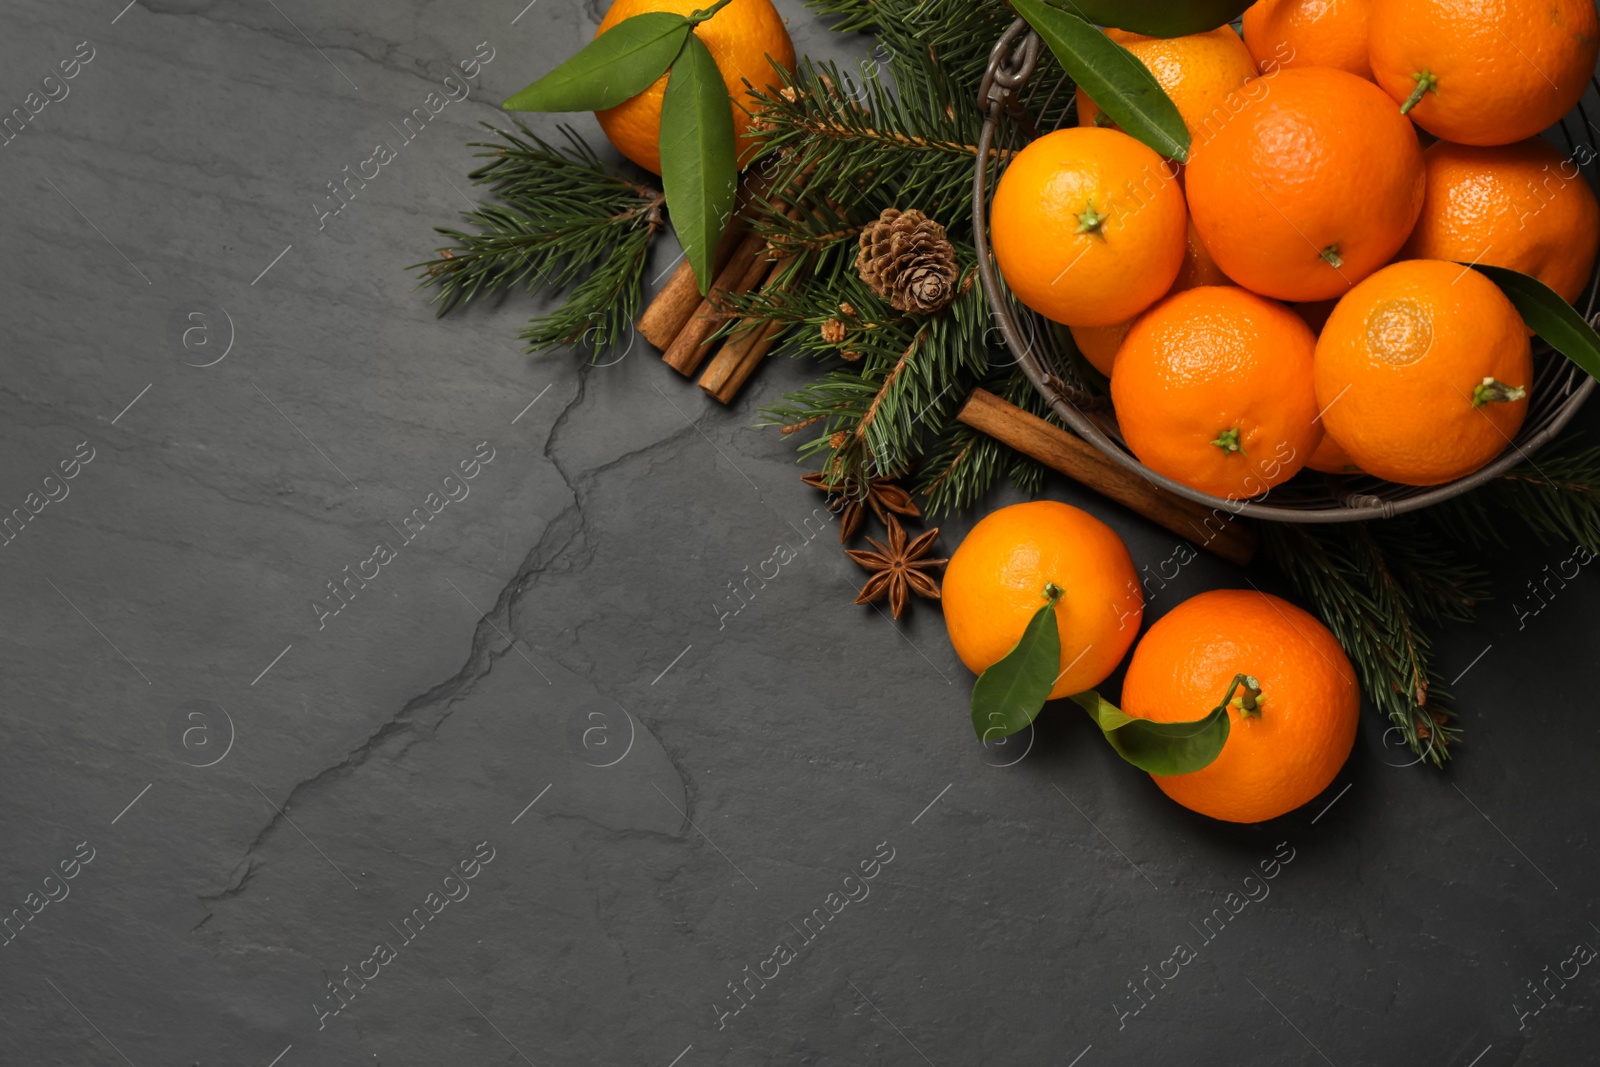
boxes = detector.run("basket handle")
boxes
[977,18,1041,111]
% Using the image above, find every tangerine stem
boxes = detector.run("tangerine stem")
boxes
[1400,70,1438,115]
[1211,427,1245,455]
[1043,581,1064,604]
[1075,201,1107,236]
[1472,377,1527,407]
[688,0,735,23]
[1217,673,1264,718]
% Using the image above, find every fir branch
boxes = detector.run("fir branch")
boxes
[999,365,1063,499]
[768,98,1014,162]
[856,328,924,447]
[411,122,665,360]
[744,59,993,239]
[916,418,1006,515]
[757,267,997,486]
[518,218,656,353]
[808,0,1015,83]
[916,366,1060,515]
[1429,433,1600,554]
[1259,520,1489,766]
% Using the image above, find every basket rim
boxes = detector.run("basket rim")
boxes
[971,18,1599,525]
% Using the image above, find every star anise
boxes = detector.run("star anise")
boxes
[800,471,922,542]
[846,515,946,619]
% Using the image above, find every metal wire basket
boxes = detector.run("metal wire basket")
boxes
[971,17,1600,523]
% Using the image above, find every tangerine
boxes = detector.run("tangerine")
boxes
[1120,588,1359,824]
[1070,320,1132,378]
[595,0,795,174]
[1305,432,1361,475]
[1184,67,1425,302]
[1076,28,1257,162]
[1369,0,1599,146]
[991,127,1188,327]
[1241,0,1374,81]
[1401,138,1600,306]
[1313,259,1533,486]
[942,501,1142,701]
[1172,217,1232,293]
[1111,286,1322,499]
[1068,221,1230,376]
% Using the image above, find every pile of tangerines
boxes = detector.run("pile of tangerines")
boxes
[992,0,1600,498]
[950,0,1600,824]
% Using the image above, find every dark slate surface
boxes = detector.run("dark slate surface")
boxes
[2,2,1598,1065]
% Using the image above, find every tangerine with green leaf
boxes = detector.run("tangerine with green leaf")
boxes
[1074,26,1257,161]
[943,501,1142,700]
[1313,259,1533,486]
[594,0,794,174]
[1120,588,1359,824]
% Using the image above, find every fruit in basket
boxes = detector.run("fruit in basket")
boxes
[1184,67,1425,302]
[1241,0,1374,81]
[1171,218,1231,293]
[1305,433,1362,475]
[990,127,1188,327]
[1369,0,1599,147]
[1069,321,1132,377]
[1111,286,1321,499]
[593,0,795,174]
[1074,27,1256,158]
[1401,139,1600,306]
[943,501,1141,700]
[1286,303,1365,475]
[1313,259,1533,486]
[1069,221,1232,376]
[1120,589,1359,824]
[1290,298,1339,336]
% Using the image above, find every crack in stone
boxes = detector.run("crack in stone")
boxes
[213,499,585,879]
[195,367,706,921]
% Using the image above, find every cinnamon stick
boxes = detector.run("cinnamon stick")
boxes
[639,225,746,351]
[637,173,771,350]
[701,320,783,404]
[661,231,773,376]
[699,254,804,404]
[957,388,1258,566]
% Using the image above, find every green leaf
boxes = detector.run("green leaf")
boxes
[659,33,738,295]
[1045,0,1254,37]
[1010,0,1191,162]
[970,588,1062,740]
[1071,690,1231,776]
[1470,264,1600,384]
[502,12,690,112]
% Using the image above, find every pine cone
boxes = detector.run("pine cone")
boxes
[856,208,960,315]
